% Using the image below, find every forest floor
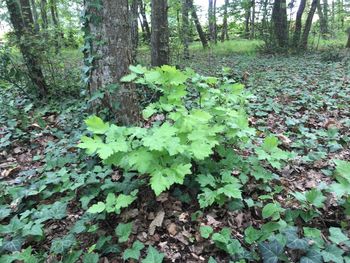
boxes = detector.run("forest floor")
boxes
[0,47,350,262]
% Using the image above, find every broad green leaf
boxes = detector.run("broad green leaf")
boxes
[329,227,349,245]
[115,193,137,213]
[115,222,132,243]
[85,116,109,134]
[321,244,344,263]
[262,203,284,219]
[199,225,213,239]
[300,250,323,263]
[87,202,106,214]
[334,160,350,182]
[50,235,76,254]
[258,240,284,263]
[123,240,145,260]
[142,246,164,263]
[82,253,99,263]
[305,189,326,208]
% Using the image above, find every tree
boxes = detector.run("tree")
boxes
[40,0,48,29]
[5,0,48,97]
[292,0,307,47]
[151,0,169,66]
[182,0,190,59]
[189,0,208,48]
[300,0,318,50]
[139,0,151,43]
[208,0,217,44]
[130,0,139,62]
[271,0,288,48]
[85,0,139,125]
[346,27,350,48]
[317,0,329,37]
[30,0,40,32]
[221,0,229,42]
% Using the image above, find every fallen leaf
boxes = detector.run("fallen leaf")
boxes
[149,210,165,235]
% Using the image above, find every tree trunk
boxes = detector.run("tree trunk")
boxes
[244,7,251,38]
[292,0,306,47]
[346,28,350,48]
[30,0,40,32]
[151,0,169,66]
[323,0,329,34]
[250,0,255,39]
[221,0,229,42]
[300,0,318,50]
[317,0,328,37]
[182,0,190,59]
[49,0,59,27]
[40,0,48,29]
[189,0,208,48]
[86,0,139,125]
[208,0,216,44]
[139,0,151,43]
[6,0,48,97]
[130,0,139,62]
[272,0,288,48]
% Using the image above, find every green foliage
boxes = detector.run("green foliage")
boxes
[115,222,133,243]
[142,246,165,263]
[122,240,144,261]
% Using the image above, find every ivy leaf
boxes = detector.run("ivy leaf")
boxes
[258,239,285,263]
[62,250,83,263]
[244,226,263,244]
[87,202,106,214]
[50,235,76,254]
[303,227,324,248]
[321,244,344,263]
[85,116,109,134]
[329,227,349,245]
[142,246,164,263]
[82,253,99,263]
[123,240,145,260]
[300,250,323,263]
[0,206,11,221]
[199,226,213,239]
[305,189,326,208]
[283,227,309,250]
[1,237,24,252]
[115,222,132,243]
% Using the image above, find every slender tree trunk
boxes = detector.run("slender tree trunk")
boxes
[292,0,306,47]
[30,0,40,32]
[182,0,190,59]
[86,0,139,125]
[208,0,217,44]
[346,28,350,48]
[40,0,48,29]
[250,0,255,39]
[323,0,329,34]
[139,0,151,43]
[300,0,318,49]
[272,0,288,48]
[244,7,251,38]
[151,0,169,66]
[130,0,139,62]
[221,0,229,42]
[213,0,217,43]
[6,0,48,97]
[49,0,59,27]
[317,0,328,37]
[189,0,208,48]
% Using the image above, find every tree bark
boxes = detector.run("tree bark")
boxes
[346,27,350,48]
[244,4,251,38]
[272,0,288,48]
[6,0,48,97]
[40,0,48,29]
[300,0,318,50]
[86,0,139,125]
[49,0,59,27]
[151,0,169,66]
[221,0,229,42]
[189,0,208,48]
[292,0,306,47]
[139,0,151,43]
[182,0,190,59]
[130,0,139,62]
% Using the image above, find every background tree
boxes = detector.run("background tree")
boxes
[182,0,190,59]
[271,0,288,48]
[130,0,139,62]
[292,0,307,47]
[139,0,151,43]
[221,0,229,42]
[85,0,139,125]
[189,0,208,48]
[5,0,48,97]
[300,0,318,49]
[151,0,169,66]
[208,0,217,44]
